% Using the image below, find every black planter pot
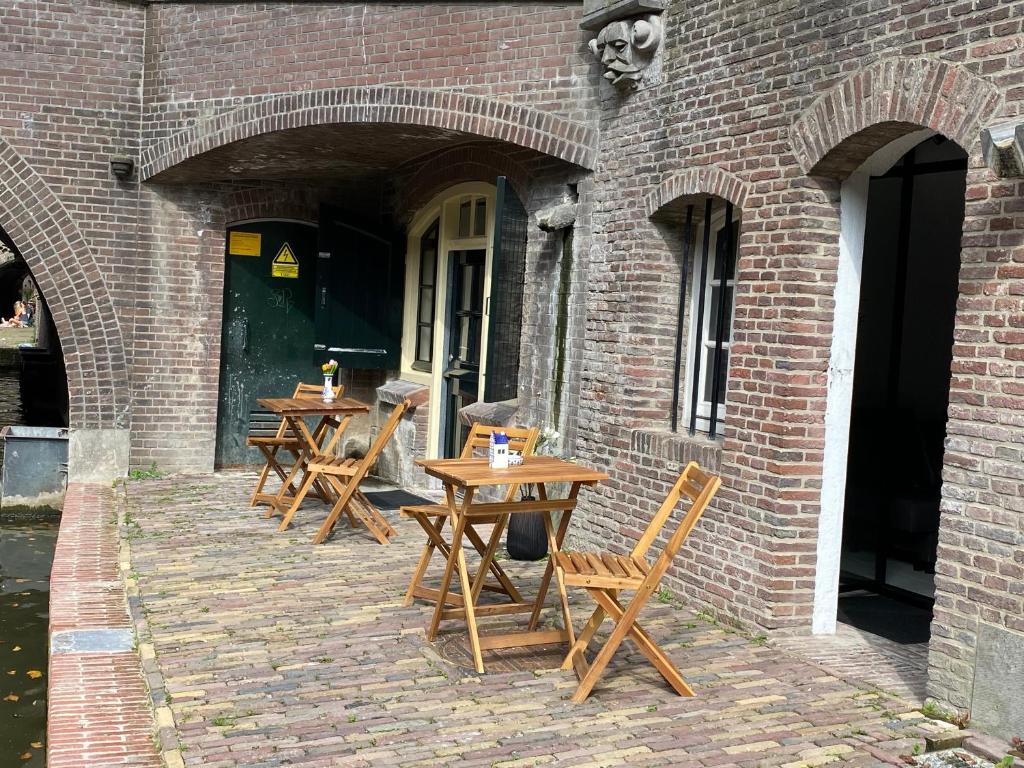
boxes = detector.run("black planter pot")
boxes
[507,497,548,561]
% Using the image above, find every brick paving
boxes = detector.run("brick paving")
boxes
[774,627,929,707]
[123,472,961,768]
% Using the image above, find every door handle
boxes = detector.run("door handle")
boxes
[241,319,250,353]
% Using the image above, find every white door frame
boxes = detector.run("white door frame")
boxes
[812,129,935,634]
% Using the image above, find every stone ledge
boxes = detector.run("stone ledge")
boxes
[581,0,665,30]
[47,483,160,767]
[458,399,519,427]
[376,379,429,408]
[630,428,722,470]
[51,628,134,654]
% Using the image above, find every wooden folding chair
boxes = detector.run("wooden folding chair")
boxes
[401,424,540,608]
[248,381,344,507]
[556,461,721,702]
[279,399,411,545]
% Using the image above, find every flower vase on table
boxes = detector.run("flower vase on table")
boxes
[320,358,339,402]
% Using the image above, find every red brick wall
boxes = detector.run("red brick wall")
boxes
[572,0,1023,716]
[0,0,143,429]
[2,0,1021,721]
[142,2,596,136]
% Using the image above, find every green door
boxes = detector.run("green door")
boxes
[216,221,318,467]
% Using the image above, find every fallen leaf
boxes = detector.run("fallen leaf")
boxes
[30,742,41,749]
[6,670,14,676]
[12,647,21,652]
[20,752,31,760]
[26,670,42,679]
[4,694,19,702]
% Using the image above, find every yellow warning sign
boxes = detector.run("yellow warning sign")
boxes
[271,243,299,279]
[229,231,261,257]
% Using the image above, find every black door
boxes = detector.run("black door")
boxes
[441,249,486,457]
[316,208,403,370]
[216,221,317,467]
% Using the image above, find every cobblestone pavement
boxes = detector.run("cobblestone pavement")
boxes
[123,473,959,768]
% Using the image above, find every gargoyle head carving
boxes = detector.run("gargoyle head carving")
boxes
[589,15,663,88]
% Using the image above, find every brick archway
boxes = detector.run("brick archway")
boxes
[644,165,750,218]
[790,57,1002,179]
[0,138,130,431]
[140,87,598,181]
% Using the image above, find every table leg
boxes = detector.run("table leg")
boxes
[428,486,482,672]
[267,415,311,518]
[527,481,582,632]
[469,513,508,604]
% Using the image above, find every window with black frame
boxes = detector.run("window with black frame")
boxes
[413,219,440,371]
[671,198,739,438]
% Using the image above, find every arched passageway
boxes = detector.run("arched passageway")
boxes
[0,228,68,431]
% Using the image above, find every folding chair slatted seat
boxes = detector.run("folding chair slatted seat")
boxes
[401,424,540,608]
[279,398,411,545]
[557,461,721,703]
[248,381,344,507]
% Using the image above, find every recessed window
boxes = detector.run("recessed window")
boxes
[413,219,439,371]
[691,215,738,434]
[673,198,739,438]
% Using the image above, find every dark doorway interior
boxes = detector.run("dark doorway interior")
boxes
[839,135,968,643]
[0,230,68,446]
[441,249,485,458]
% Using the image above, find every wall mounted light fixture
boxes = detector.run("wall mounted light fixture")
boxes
[109,157,135,179]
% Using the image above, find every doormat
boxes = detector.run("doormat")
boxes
[837,593,932,645]
[362,489,435,510]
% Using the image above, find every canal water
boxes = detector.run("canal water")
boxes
[0,357,53,767]
[0,519,55,767]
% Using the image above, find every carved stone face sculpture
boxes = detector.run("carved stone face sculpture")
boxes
[589,15,662,88]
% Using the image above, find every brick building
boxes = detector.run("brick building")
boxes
[2,0,1021,736]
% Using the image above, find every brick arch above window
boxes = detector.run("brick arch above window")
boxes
[0,137,131,431]
[644,166,750,220]
[223,187,319,226]
[140,86,598,181]
[398,145,533,222]
[790,57,1002,180]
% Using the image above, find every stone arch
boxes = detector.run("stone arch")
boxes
[645,165,750,219]
[790,57,1002,179]
[398,145,533,221]
[0,137,131,432]
[140,87,598,180]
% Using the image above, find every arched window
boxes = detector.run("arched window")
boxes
[666,197,740,438]
[684,199,738,436]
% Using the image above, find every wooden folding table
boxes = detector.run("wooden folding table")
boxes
[416,456,608,674]
[255,397,370,518]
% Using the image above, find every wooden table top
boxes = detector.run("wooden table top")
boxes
[416,456,608,488]
[256,396,371,416]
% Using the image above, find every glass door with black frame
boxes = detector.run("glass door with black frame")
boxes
[441,249,486,458]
